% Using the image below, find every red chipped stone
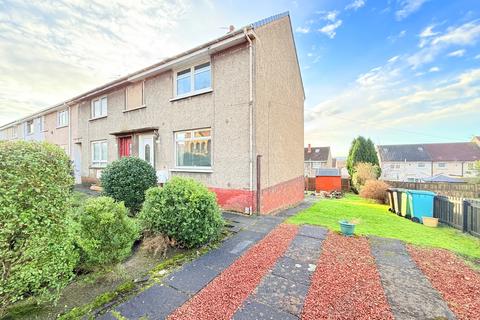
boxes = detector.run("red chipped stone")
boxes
[301,232,393,320]
[407,245,480,320]
[168,223,298,320]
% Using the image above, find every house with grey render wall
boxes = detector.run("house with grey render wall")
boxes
[0,12,305,214]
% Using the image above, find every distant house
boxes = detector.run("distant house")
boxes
[333,156,349,178]
[377,137,480,182]
[304,144,332,177]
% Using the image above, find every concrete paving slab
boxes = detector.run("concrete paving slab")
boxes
[163,263,219,295]
[370,237,455,320]
[233,298,298,320]
[298,225,328,240]
[271,256,316,286]
[283,235,323,264]
[253,273,309,316]
[190,248,238,271]
[114,284,188,320]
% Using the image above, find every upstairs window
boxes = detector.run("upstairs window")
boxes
[92,96,108,118]
[418,162,426,168]
[438,162,446,168]
[39,116,45,131]
[57,109,69,127]
[175,61,211,97]
[126,81,144,110]
[26,120,34,135]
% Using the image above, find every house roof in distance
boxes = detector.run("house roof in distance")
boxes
[304,146,330,162]
[423,174,465,183]
[377,141,480,162]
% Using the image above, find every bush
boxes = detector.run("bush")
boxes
[360,180,389,203]
[0,141,78,314]
[139,177,224,248]
[100,157,157,213]
[352,162,380,192]
[76,197,139,268]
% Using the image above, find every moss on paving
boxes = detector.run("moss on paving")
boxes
[288,194,480,259]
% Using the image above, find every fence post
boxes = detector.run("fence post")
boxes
[462,200,469,233]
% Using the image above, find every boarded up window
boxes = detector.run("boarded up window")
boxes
[126,81,144,110]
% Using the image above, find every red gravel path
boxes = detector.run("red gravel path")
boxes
[407,246,480,320]
[168,223,298,320]
[302,232,393,320]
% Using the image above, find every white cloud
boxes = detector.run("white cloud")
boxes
[419,25,439,38]
[396,0,428,21]
[475,54,480,59]
[429,66,440,72]
[318,20,343,39]
[448,49,466,57]
[345,0,366,11]
[388,30,406,42]
[408,20,480,68]
[296,26,310,34]
[322,10,339,22]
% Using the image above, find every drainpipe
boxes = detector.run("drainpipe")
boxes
[67,104,72,158]
[244,28,254,214]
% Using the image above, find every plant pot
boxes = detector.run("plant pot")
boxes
[339,220,356,237]
[422,217,439,227]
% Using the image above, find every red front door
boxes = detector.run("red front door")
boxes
[119,136,132,157]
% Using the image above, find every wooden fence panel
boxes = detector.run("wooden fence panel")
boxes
[341,178,350,192]
[434,196,464,230]
[467,199,480,237]
[304,177,316,191]
[384,180,480,198]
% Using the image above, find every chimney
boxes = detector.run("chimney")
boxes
[228,25,235,33]
[307,144,311,153]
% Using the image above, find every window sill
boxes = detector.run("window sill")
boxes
[90,165,107,169]
[170,167,213,173]
[56,125,68,129]
[89,116,107,121]
[169,88,213,102]
[123,105,147,113]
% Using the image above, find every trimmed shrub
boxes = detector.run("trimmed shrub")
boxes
[100,157,157,213]
[76,197,139,268]
[139,177,224,248]
[0,141,78,314]
[360,180,389,203]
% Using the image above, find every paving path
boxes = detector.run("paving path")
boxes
[98,200,477,320]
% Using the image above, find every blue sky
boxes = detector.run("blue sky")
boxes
[0,0,479,155]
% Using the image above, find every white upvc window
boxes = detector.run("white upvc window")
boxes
[39,116,45,131]
[26,120,34,135]
[91,96,108,119]
[92,140,108,167]
[57,109,69,127]
[175,128,212,168]
[174,61,211,98]
[418,162,426,168]
[438,162,446,168]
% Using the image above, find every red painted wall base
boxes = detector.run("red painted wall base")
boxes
[210,175,304,215]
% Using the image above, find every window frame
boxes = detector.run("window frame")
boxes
[26,120,34,135]
[57,109,69,128]
[91,96,108,119]
[174,128,212,170]
[39,116,45,132]
[125,80,146,111]
[438,162,447,168]
[173,60,212,99]
[91,140,108,167]
[418,162,426,168]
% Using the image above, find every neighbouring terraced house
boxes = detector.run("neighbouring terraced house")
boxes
[377,136,480,182]
[0,12,305,214]
[304,144,333,177]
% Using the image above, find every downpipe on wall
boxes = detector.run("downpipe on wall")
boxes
[244,28,254,214]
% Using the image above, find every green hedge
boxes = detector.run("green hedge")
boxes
[0,141,78,314]
[76,197,139,268]
[139,177,224,248]
[100,157,157,214]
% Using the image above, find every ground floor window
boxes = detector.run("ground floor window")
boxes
[92,140,108,167]
[175,128,211,167]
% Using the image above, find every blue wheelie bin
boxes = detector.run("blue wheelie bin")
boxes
[407,190,436,223]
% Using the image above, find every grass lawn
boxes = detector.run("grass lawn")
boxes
[288,194,480,259]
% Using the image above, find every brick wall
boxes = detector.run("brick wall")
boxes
[260,175,304,214]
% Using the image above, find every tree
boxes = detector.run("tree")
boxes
[346,136,379,177]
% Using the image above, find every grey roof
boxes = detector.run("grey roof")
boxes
[252,11,289,28]
[316,168,340,176]
[422,174,465,183]
[377,142,480,162]
[305,146,330,162]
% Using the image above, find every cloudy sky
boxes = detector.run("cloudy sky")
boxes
[1,0,479,155]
